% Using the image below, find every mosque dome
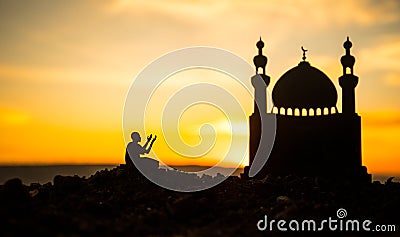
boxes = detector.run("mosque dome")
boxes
[272,61,337,110]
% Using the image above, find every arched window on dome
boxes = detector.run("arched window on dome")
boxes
[331,107,336,114]
[309,108,315,116]
[294,108,300,116]
[272,107,279,114]
[302,108,308,116]
[280,107,286,115]
[316,108,322,116]
[287,108,293,116]
[323,108,329,115]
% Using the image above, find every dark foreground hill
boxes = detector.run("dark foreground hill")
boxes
[0,165,399,237]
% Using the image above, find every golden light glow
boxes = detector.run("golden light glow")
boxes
[0,1,399,175]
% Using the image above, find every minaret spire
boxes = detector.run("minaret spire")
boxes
[251,37,270,115]
[340,36,356,75]
[253,37,268,75]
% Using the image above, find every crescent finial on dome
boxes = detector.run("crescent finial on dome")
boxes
[301,46,308,61]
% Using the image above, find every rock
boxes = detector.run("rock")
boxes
[0,166,399,236]
[0,178,31,214]
[386,177,395,184]
[276,195,291,203]
[3,178,30,201]
[53,175,84,194]
[29,189,39,197]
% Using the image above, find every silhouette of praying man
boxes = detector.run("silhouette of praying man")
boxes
[125,132,157,168]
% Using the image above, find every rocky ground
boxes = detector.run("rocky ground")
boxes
[0,165,399,237]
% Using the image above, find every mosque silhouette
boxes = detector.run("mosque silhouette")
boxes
[243,37,371,183]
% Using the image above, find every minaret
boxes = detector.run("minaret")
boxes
[249,38,270,166]
[339,37,363,173]
[339,37,358,114]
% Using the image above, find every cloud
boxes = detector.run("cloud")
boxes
[359,39,400,71]
[0,64,128,86]
[383,73,400,87]
[363,111,400,127]
[107,0,400,29]
[0,109,31,126]
[357,38,400,88]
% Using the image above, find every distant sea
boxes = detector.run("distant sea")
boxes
[0,165,398,185]
[0,165,117,185]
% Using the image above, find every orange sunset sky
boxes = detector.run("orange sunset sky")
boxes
[0,0,399,175]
